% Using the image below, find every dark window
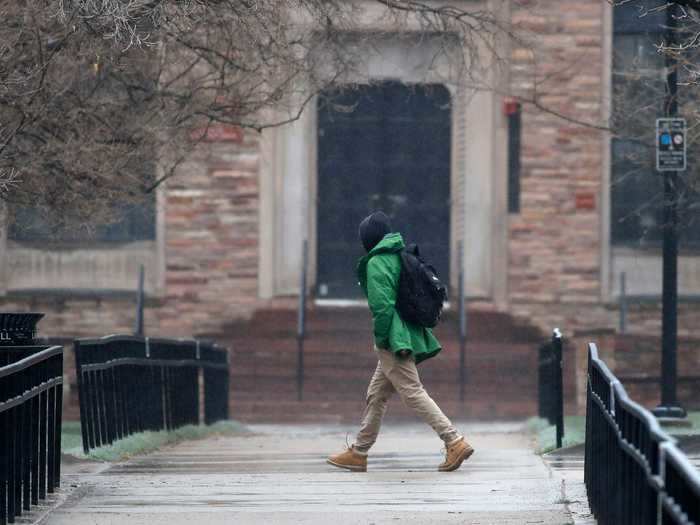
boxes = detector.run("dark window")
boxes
[9,201,156,244]
[316,82,451,299]
[610,138,664,247]
[611,1,700,249]
[8,57,157,246]
[507,102,521,214]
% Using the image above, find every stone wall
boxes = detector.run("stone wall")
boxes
[160,126,262,337]
[508,0,605,307]
[504,0,607,413]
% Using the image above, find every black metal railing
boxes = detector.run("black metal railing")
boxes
[75,335,229,454]
[585,342,700,525]
[0,345,63,525]
[538,329,564,448]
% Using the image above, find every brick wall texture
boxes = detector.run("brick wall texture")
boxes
[509,0,604,307]
[159,130,262,337]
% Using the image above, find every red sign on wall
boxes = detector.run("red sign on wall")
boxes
[575,192,596,211]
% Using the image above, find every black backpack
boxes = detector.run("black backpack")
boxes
[395,244,447,328]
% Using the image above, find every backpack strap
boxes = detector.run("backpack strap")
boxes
[405,243,420,257]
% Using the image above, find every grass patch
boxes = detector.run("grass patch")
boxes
[527,416,586,454]
[528,411,700,453]
[61,421,83,452]
[61,420,250,462]
[660,411,700,436]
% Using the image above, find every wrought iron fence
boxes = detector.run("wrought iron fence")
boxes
[538,329,564,448]
[0,345,63,525]
[585,342,700,525]
[75,335,229,454]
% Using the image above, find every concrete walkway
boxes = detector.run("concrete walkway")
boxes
[50,422,593,525]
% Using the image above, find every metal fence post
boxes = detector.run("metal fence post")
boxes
[22,367,32,511]
[54,352,63,487]
[0,404,6,525]
[297,239,308,402]
[619,271,627,334]
[657,443,668,525]
[584,348,592,512]
[553,328,564,449]
[458,241,467,402]
[74,341,90,454]
[135,265,145,336]
[0,346,63,522]
[9,399,18,517]
[38,360,48,501]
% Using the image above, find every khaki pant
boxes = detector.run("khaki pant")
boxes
[354,348,460,453]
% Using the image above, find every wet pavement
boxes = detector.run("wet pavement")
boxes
[675,435,700,470]
[49,422,593,525]
[543,444,594,525]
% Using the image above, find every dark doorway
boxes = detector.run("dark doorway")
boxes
[316,82,451,299]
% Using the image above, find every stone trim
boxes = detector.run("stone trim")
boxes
[600,0,613,303]
[266,32,498,300]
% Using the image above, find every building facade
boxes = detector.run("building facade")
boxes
[3,0,700,414]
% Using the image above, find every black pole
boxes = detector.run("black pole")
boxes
[619,271,627,334]
[134,264,145,337]
[458,241,466,402]
[553,328,564,449]
[297,240,308,402]
[654,5,686,419]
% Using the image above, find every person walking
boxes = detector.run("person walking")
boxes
[326,211,473,472]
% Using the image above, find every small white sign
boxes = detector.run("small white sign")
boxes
[656,118,687,172]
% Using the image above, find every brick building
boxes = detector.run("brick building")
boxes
[4,1,700,420]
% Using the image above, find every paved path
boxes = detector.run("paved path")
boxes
[51,422,593,525]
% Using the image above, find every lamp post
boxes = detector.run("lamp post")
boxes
[652,3,686,420]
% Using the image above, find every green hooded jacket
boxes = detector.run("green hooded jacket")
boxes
[356,232,442,364]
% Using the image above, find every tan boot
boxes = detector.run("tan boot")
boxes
[327,447,367,472]
[438,437,474,472]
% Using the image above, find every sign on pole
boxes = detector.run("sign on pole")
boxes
[656,118,686,171]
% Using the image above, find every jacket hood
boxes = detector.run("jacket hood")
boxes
[359,211,393,253]
[366,232,405,256]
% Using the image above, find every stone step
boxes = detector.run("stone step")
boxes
[231,361,538,381]
[215,306,546,421]
[223,307,545,343]
[231,381,536,395]
[229,338,537,352]
[229,398,537,424]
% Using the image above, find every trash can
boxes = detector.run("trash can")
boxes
[0,312,46,365]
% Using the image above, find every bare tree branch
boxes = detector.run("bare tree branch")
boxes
[0,0,609,234]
